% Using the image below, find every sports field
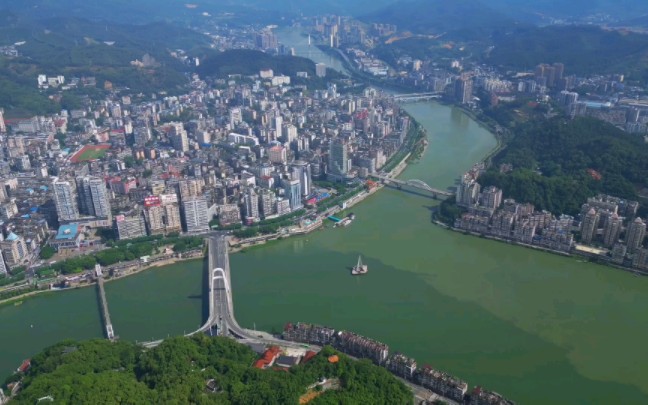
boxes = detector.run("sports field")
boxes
[70,144,110,163]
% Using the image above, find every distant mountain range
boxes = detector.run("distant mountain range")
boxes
[3,0,648,26]
[487,25,648,80]
[360,0,518,40]
[485,0,648,23]
[0,0,397,24]
[361,0,648,34]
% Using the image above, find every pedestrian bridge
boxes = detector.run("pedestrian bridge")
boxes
[95,265,116,341]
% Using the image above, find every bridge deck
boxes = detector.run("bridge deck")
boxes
[371,174,454,197]
[97,277,115,340]
[140,235,325,350]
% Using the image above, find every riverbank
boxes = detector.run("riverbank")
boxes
[435,218,648,277]
[0,250,204,308]
[434,219,573,257]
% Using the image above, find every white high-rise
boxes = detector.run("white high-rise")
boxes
[182,196,209,233]
[274,116,283,141]
[244,188,260,221]
[0,108,6,133]
[292,161,312,197]
[53,180,79,221]
[169,121,189,152]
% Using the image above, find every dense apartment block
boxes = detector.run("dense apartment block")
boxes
[282,322,336,345]
[335,331,389,365]
[414,365,468,402]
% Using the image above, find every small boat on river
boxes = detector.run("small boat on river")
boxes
[351,255,368,275]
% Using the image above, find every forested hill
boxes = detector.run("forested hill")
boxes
[487,25,648,81]
[0,15,208,116]
[360,0,517,40]
[5,336,411,404]
[196,49,343,87]
[479,117,648,215]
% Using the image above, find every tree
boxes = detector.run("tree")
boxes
[39,246,56,260]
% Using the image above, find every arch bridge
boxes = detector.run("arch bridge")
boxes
[371,174,454,198]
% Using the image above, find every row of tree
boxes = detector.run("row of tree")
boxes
[39,235,204,275]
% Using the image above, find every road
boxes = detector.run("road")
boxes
[209,236,311,348]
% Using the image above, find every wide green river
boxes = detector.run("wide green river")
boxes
[2,102,647,403]
[1,35,648,402]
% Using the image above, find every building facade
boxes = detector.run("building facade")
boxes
[182,197,210,233]
[53,180,79,222]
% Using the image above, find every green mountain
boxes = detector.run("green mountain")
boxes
[479,117,648,215]
[360,0,518,40]
[198,49,319,77]
[0,15,209,115]
[0,0,400,24]
[486,0,648,23]
[487,25,648,81]
[6,336,412,404]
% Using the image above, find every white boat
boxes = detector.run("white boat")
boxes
[351,255,368,275]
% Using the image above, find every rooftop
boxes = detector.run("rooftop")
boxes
[56,224,80,240]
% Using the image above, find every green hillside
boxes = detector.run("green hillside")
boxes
[479,117,648,215]
[6,336,412,404]
[360,0,517,40]
[487,25,648,81]
[197,49,343,87]
[0,15,209,115]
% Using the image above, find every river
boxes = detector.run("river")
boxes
[275,26,349,75]
[1,35,648,405]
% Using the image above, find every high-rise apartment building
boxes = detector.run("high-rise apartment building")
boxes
[268,145,287,164]
[76,176,111,219]
[274,116,283,142]
[0,108,6,133]
[182,196,209,233]
[626,217,646,253]
[480,186,502,210]
[244,188,260,221]
[284,179,303,211]
[291,161,312,197]
[0,249,7,275]
[178,179,203,200]
[164,204,182,233]
[259,189,277,218]
[454,75,473,104]
[169,121,189,152]
[580,208,599,245]
[328,138,349,179]
[456,176,480,208]
[145,204,166,234]
[284,124,298,143]
[53,180,79,222]
[602,213,622,248]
